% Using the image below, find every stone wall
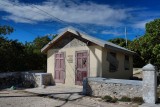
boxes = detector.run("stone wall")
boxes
[84,77,143,98]
[0,72,21,89]
[20,72,53,87]
[0,72,52,89]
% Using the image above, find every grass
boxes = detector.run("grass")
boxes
[101,95,144,105]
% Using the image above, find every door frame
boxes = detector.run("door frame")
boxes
[75,50,90,85]
[54,52,66,84]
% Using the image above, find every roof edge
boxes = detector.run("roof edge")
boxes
[41,28,135,55]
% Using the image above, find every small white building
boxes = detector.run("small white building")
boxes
[41,28,135,86]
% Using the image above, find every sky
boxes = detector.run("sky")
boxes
[0,0,160,43]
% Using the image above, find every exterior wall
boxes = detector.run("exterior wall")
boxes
[47,44,103,86]
[84,77,142,98]
[102,48,133,79]
[47,36,133,86]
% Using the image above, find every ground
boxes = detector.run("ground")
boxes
[0,85,139,107]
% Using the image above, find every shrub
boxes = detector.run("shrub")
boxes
[102,95,112,102]
[132,97,144,105]
[119,96,131,102]
[111,97,118,103]
[102,95,118,103]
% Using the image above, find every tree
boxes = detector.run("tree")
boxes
[129,19,160,68]
[0,25,52,72]
[33,36,51,54]
[0,38,26,71]
[23,35,51,71]
[0,25,26,72]
[0,25,14,36]
[109,38,131,48]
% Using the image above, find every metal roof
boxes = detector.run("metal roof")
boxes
[41,28,135,55]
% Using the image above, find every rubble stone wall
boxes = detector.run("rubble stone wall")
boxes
[84,77,143,98]
[0,72,52,89]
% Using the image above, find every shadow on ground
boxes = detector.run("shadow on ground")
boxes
[0,90,84,107]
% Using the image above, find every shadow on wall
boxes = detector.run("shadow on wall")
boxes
[89,45,102,77]
[0,73,21,89]
[0,72,54,90]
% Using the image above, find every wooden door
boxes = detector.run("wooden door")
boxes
[54,52,65,83]
[76,51,88,85]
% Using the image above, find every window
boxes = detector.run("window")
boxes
[107,52,118,72]
[124,55,130,70]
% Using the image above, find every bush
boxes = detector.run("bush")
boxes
[111,97,118,103]
[132,97,144,105]
[119,96,131,102]
[102,95,112,102]
[102,95,118,103]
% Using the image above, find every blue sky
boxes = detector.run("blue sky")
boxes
[0,0,160,43]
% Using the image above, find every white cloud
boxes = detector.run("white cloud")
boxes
[101,30,124,36]
[0,0,131,26]
[133,19,153,29]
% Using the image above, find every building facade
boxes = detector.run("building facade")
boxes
[41,28,135,86]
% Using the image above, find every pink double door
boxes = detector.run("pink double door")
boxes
[54,51,89,85]
[75,51,89,85]
[54,52,65,83]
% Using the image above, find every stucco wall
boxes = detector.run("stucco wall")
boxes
[47,45,103,86]
[47,36,133,86]
[102,48,133,79]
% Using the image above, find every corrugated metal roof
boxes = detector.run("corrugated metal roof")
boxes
[41,28,135,54]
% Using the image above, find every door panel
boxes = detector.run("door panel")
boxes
[76,51,88,85]
[55,52,65,83]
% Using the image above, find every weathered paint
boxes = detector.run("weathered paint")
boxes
[102,48,133,79]
[47,45,103,86]
[47,35,133,86]
[75,50,88,85]
[54,52,65,83]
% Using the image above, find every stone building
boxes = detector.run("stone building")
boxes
[41,28,135,86]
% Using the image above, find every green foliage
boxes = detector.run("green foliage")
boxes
[109,38,131,48]
[0,25,14,36]
[0,37,26,71]
[33,36,51,53]
[0,26,52,72]
[101,96,143,104]
[128,19,160,68]
[131,97,144,105]
[109,38,144,67]
[102,95,118,103]
[23,36,51,70]
[119,96,131,102]
[109,19,160,68]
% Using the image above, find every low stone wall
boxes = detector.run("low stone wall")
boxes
[0,72,21,89]
[0,72,52,89]
[84,77,143,98]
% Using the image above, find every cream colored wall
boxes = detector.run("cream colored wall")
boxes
[102,48,133,79]
[47,45,103,86]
